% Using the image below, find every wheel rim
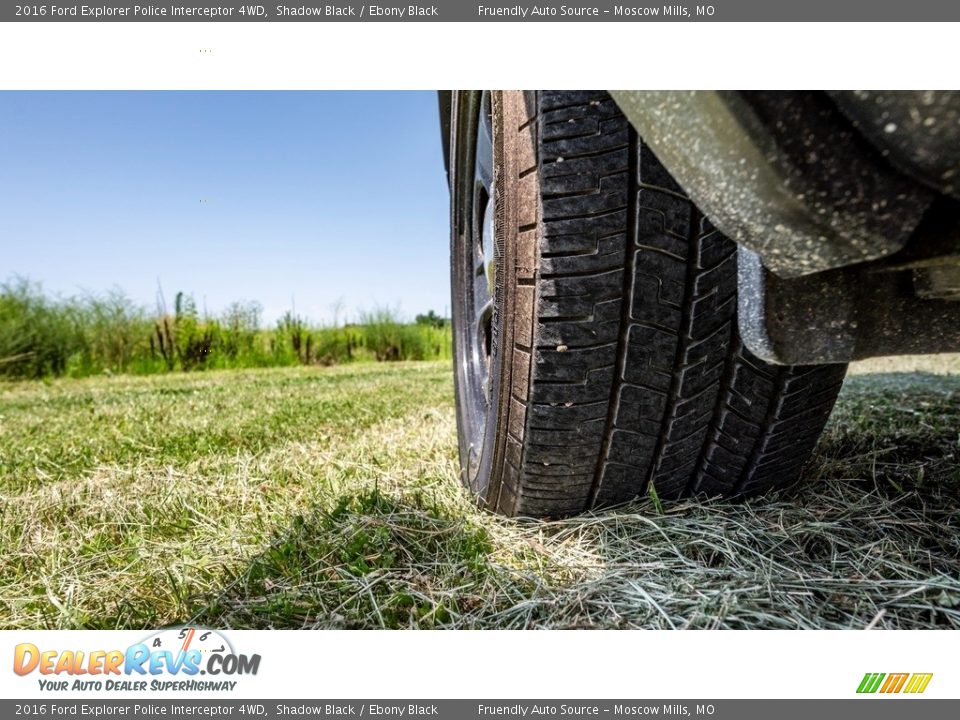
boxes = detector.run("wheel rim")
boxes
[456,91,498,481]
[474,91,496,403]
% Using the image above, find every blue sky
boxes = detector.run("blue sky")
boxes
[0,91,450,324]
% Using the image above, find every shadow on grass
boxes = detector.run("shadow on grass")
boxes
[187,488,519,629]
[187,371,960,630]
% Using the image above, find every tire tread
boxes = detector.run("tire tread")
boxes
[488,91,846,517]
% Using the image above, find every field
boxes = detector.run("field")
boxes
[1,356,959,630]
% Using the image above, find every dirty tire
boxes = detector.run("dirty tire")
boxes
[450,90,848,517]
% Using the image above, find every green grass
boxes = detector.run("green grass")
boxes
[0,278,451,379]
[1,357,958,629]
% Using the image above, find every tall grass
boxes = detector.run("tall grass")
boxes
[0,278,451,380]
[357,308,451,362]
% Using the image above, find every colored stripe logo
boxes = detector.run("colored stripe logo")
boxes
[857,672,933,694]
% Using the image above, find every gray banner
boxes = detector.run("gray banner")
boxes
[4,1,960,22]
[2,700,958,719]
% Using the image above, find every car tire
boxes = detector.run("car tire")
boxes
[450,90,848,517]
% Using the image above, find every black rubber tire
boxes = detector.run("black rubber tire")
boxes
[450,90,848,518]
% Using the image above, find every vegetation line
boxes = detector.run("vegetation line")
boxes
[0,277,452,380]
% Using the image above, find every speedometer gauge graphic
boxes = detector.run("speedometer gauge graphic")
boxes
[141,626,234,659]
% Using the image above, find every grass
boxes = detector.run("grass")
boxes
[0,356,958,630]
[0,277,451,379]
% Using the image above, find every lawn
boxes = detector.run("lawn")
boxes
[1,358,958,630]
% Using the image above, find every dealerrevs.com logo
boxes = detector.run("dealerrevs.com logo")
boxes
[857,673,933,694]
[13,627,261,693]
